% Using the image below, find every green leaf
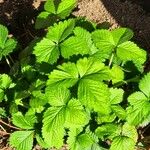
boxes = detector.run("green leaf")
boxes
[0,24,8,48]
[0,89,5,102]
[127,92,150,126]
[139,72,150,97]
[111,28,133,45]
[9,131,34,150]
[67,128,96,150]
[65,99,89,127]
[110,136,135,150]
[111,105,126,120]
[46,87,70,106]
[47,62,78,88]
[111,65,124,84]
[109,88,124,104]
[76,57,111,80]
[95,124,120,139]
[42,106,65,148]
[57,0,77,18]
[117,41,146,71]
[78,79,111,114]
[44,0,56,14]
[12,112,36,129]
[0,74,12,89]
[60,28,91,58]
[33,38,59,64]
[46,19,75,42]
[92,29,115,53]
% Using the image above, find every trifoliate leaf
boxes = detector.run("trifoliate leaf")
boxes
[42,106,65,148]
[110,136,135,150]
[111,65,124,84]
[127,92,150,126]
[46,87,70,106]
[9,131,34,150]
[78,79,111,114]
[139,72,150,98]
[57,0,77,18]
[117,41,146,71]
[12,112,36,129]
[76,57,111,80]
[47,62,78,88]
[111,105,126,120]
[109,88,124,104]
[33,38,59,64]
[0,74,12,89]
[111,28,133,45]
[46,19,75,42]
[0,24,8,48]
[65,99,89,127]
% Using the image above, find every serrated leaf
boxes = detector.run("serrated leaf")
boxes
[9,131,34,150]
[57,0,77,18]
[78,79,111,114]
[111,105,126,120]
[0,74,12,89]
[127,91,150,126]
[117,41,146,71]
[65,99,89,127]
[111,28,133,45]
[0,24,8,48]
[61,27,95,58]
[12,112,36,129]
[44,0,56,14]
[47,62,78,88]
[110,136,135,150]
[76,57,111,80]
[109,88,124,104]
[46,19,75,42]
[33,38,59,64]
[111,65,124,84]
[42,106,65,148]
[46,87,70,106]
[139,72,150,97]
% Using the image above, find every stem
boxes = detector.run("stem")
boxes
[108,53,114,67]
[8,55,15,64]
[0,130,10,136]
[5,56,11,68]
[0,119,21,130]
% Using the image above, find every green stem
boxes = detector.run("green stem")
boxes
[8,55,15,64]
[5,57,11,68]
[108,53,114,67]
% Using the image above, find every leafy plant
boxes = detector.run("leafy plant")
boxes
[0,0,149,150]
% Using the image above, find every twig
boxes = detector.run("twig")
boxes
[0,130,10,136]
[0,119,20,130]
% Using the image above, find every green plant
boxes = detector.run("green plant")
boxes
[0,0,149,150]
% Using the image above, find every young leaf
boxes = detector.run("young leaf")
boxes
[47,62,78,88]
[0,24,8,48]
[44,0,56,14]
[78,79,111,114]
[12,112,36,129]
[0,74,12,89]
[42,107,65,148]
[33,38,59,64]
[9,131,34,150]
[46,19,75,42]
[117,41,146,71]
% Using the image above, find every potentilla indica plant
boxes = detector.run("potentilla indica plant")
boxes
[0,0,149,150]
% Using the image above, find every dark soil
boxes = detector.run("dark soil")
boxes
[0,0,150,149]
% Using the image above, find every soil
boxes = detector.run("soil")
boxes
[0,0,150,149]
